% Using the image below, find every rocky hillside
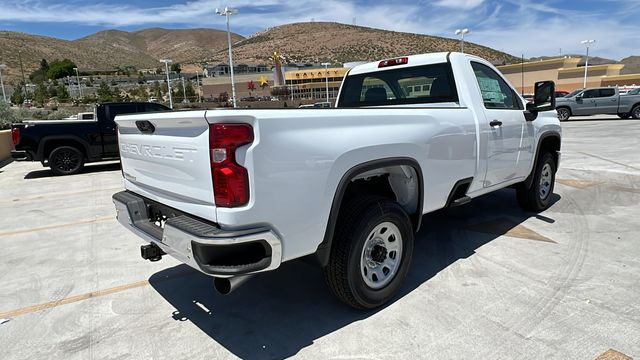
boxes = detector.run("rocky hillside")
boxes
[0,28,243,82]
[210,22,520,65]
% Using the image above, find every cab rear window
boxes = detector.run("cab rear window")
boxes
[338,63,458,107]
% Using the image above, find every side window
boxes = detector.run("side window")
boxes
[107,105,136,123]
[582,89,599,98]
[140,104,167,113]
[471,62,519,110]
[599,88,615,97]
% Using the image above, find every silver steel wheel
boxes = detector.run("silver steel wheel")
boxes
[360,221,403,289]
[539,163,552,200]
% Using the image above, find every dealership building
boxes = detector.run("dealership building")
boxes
[497,57,640,93]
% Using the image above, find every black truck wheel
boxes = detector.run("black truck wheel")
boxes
[632,105,640,120]
[324,196,414,309]
[516,152,556,212]
[49,146,85,176]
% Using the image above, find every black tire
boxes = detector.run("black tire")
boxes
[631,105,640,120]
[618,113,631,119]
[516,152,556,212]
[323,196,414,309]
[49,146,85,176]
[556,107,571,121]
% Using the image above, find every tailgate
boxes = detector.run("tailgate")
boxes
[115,110,217,222]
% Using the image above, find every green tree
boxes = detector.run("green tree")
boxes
[10,85,25,105]
[40,59,50,72]
[47,59,77,79]
[97,80,113,102]
[57,84,70,101]
[184,80,196,101]
[48,84,58,98]
[34,83,49,105]
[138,71,145,84]
[171,63,181,74]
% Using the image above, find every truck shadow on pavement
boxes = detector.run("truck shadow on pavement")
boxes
[23,162,121,179]
[149,188,560,360]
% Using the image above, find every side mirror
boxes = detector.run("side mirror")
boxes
[525,81,555,121]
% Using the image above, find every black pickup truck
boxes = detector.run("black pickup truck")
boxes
[11,102,170,175]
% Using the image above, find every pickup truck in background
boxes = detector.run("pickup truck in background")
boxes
[112,52,561,309]
[555,87,640,121]
[11,102,170,175]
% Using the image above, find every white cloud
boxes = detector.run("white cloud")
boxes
[433,0,485,10]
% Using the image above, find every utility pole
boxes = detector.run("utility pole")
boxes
[18,50,28,99]
[581,40,595,89]
[216,6,238,108]
[0,64,7,102]
[181,76,187,103]
[160,59,173,108]
[74,67,83,98]
[196,70,202,102]
[321,62,331,103]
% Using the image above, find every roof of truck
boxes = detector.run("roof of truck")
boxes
[348,52,451,75]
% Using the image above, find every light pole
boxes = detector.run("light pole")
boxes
[581,39,595,89]
[196,70,202,102]
[67,76,73,98]
[181,76,187,103]
[0,64,7,102]
[321,62,331,103]
[454,28,470,53]
[73,67,83,98]
[216,6,238,108]
[160,59,173,108]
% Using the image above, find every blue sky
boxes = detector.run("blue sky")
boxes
[0,0,638,59]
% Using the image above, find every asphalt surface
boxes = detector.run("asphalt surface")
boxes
[0,118,639,360]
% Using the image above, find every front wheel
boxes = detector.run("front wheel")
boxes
[324,196,414,309]
[618,113,631,119]
[49,146,85,176]
[556,107,570,121]
[516,152,557,212]
[631,105,640,120]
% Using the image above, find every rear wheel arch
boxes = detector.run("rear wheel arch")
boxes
[316,157,424,267]
[39,136,90,161]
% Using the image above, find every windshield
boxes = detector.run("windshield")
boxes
[626,88,640,95]
[566,89,584,98]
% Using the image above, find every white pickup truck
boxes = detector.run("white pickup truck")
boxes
[112,52,561,309]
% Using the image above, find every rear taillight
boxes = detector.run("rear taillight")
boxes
[378,57,408,68]
[209,123,254,207]
[11,127,21,146]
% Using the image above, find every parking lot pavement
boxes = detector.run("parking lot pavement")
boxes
[0,119,639,360]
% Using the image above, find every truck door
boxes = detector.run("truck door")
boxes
[101,104,137,157]
[593,88,618,114]
[573,89,598,115]
[471,62,533,187]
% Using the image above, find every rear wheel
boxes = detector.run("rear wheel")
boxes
[49,146,85,176]
[631,105,640,120]
[618,113,631,119]
[556,107,570,121]
[324,196,414,309]
[516,152,556,212]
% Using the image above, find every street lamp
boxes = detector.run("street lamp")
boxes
[581,39,596,89]
[321,62,331,104]
[0,64,7,102]
[454,28,470,53]
[160,59,173,108]
[73,67,83,98]
[181,76,187,103]
[216,6,238,108]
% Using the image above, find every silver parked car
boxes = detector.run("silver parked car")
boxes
[555,87,640,121]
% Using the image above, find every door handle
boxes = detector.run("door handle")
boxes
[489,120,503,127]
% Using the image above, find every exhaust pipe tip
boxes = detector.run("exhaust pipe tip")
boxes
[213,274,255,295]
